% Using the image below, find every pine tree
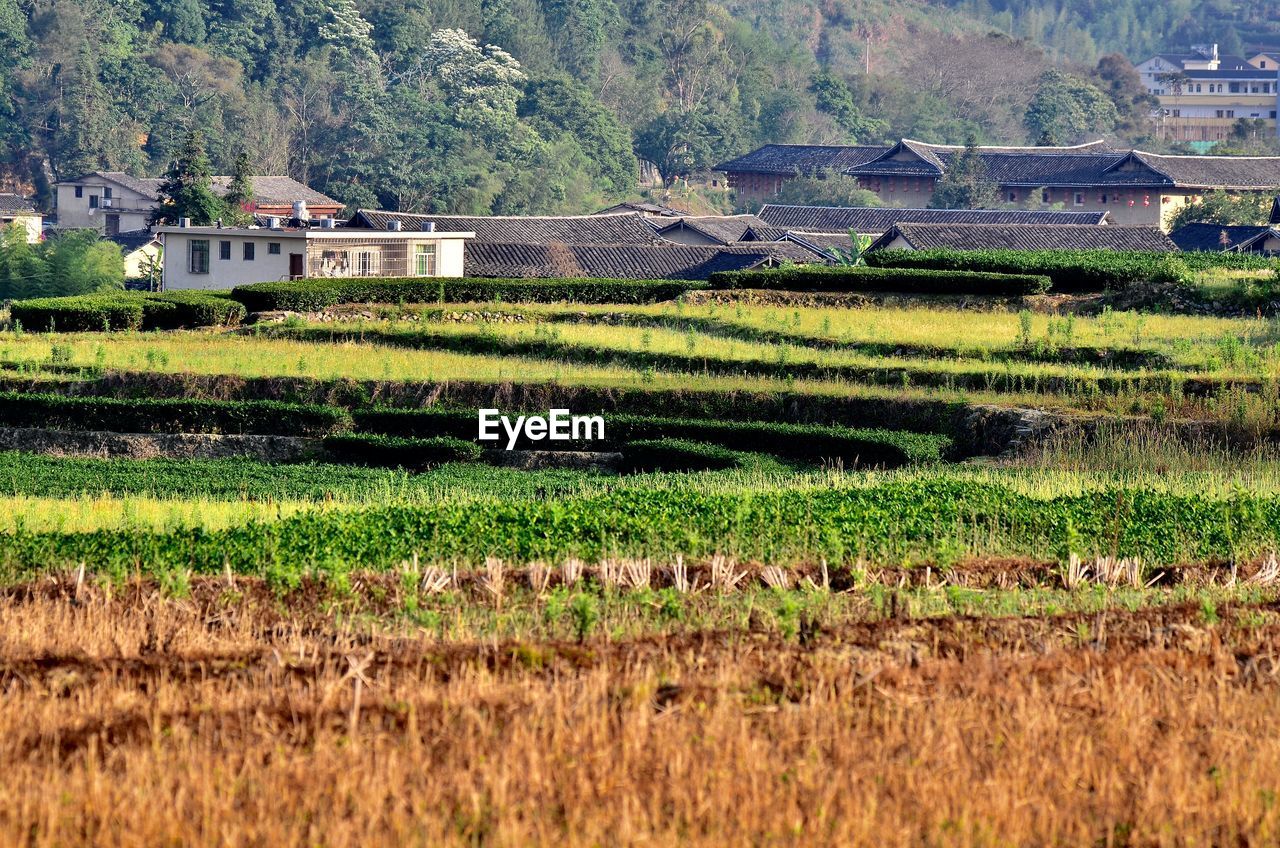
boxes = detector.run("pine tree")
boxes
[929,136,999,210]
[222,149,255,224]
[150,130,224,226]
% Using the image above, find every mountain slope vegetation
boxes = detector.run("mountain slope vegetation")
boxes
[0,0,1262,214]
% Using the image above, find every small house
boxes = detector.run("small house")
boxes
[0,194,42,243]
[155,218,472,291]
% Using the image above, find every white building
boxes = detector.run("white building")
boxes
[155,219,472,291]
[55,172,343,235]
[1135,44,1280,142]
[0,193,42,243]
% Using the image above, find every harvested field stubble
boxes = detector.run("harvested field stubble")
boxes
[3,579,1280,845]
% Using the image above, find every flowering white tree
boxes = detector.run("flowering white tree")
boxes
[425,29,526,138]
[320,0,378,75]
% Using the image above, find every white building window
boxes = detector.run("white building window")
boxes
[1073,192,1085,206]
[354,249,379,276]
[414,243,437,276]
[189,239,210,274]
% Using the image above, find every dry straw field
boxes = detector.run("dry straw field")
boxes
[3,566,1280,847]
[6,264,1280,844]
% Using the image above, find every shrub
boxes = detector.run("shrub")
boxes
[9,291,246,331]
[0,392,351,436]
[140,292,246,329]
[9,295,146,331]
[230,277,707,311]
[322,433,483,468]
[1177,252,1277,272]
[708,265,1051,296]
[863,249,1191,292]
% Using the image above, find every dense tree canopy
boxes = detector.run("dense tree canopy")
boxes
[0,0,1268,215]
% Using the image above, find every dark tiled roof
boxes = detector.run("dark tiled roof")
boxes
[724,240,832,261]
[869,223,1177,252]
[351,210,659,245]
[212,176,341,207]
[1271,197,1280,225]
[67,172,339,206]
[741,225,792,242]
[848,146,1140,187]
[465,242,811,279]
[651,214,770,245]
[1121,152,1280,190]
[843,142,1280,191]
[0,193,36,214]
[73,172,165,200]
[775,231,862,260]
[106,228,161,252]
[758,204,1109,231]
[963,152,1139,187]
[594,201,681,217]
[1168,223,1280,252]
[714,144,889,176]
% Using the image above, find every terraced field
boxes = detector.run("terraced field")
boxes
[4,268,1280,845]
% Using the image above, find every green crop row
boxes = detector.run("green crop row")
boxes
[231,277,707,311]
[267,325,1238,400]
[0,391,350,436]
[863,249,1191,292]
[322,433,483,468]
[1,478,1275,575]
[622,438,741,473]
[0,452,613,503]
[9,291,246,331]
[709,265,1051,296]
[352,407,951,465]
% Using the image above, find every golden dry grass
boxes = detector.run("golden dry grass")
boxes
[3,577,1280,846]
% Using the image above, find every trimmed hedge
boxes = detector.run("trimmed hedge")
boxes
[352,407,951,466]
[622,438,741,473]
[231,277,706,311]
[863,248,1191,292]
[322,433,482,468]
[135,291,247,330]
[0,392,351,436]
[708,265,1051,296]
[9,291,246,332]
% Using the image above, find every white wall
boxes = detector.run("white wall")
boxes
[56,181,155,232]
[161,230,471,290]
[438,238,465,277]
[1,214,41,244]
[161,232,298,290]
[123,242,163,279]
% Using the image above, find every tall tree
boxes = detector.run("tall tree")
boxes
[222,148,255,223]
[930,136,999,209]
[425,28,526,140]
[1025,69,1118,145]
[1166,190,1277,231]
[0,220,47,300]
[160,0,208,44]
[44,230,124,296]
[150,130,224,225]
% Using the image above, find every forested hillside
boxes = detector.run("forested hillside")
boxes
[0,0,1266,215]
[943,0,1280,64]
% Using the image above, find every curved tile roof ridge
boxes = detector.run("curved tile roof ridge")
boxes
[897,137,1111,152]
[355,208,647,221]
